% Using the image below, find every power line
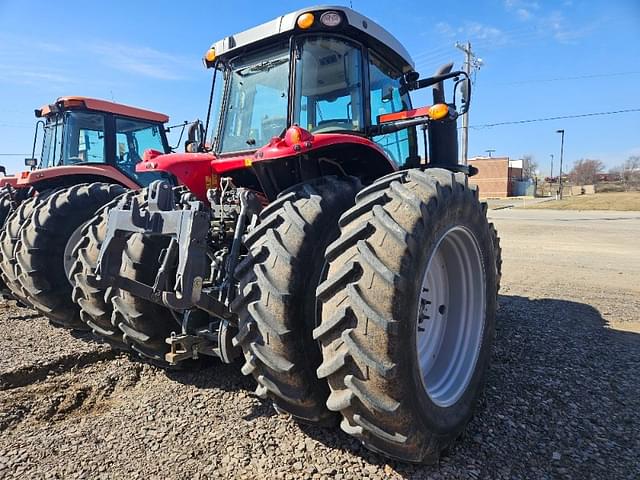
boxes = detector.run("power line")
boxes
[0,153,30,156]
[497,71,640,86]
[469,108,640,129]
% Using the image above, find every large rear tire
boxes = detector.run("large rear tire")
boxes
[0,195,49,304]
[14,183,126,329]
[105,188,198,369]
[0,190,14,293]
[315,168,497,463]
[70,191,135,349]
[0,190,12,229]
[111,232,184,366]
[231,176,360,425]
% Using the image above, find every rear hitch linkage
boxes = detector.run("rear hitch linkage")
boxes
[95,179,262,364]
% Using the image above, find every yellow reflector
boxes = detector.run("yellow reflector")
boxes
[429,103,449,120]
[244,157,253,167]
[204,48,216,62]
[297,13,315,29]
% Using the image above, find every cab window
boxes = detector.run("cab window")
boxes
[115,117,165,174]
[62,111,106,164]
[295,37,364,133]
[369,52,412,167]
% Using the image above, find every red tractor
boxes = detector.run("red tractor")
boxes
[0,96,175,330]
[73,7,501,463]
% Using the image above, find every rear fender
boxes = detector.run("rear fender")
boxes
[15,165,139,190]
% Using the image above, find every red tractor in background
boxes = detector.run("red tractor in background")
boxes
[0,96,176,330]
[73,6,501,464]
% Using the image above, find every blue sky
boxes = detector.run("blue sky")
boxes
[0,0,639,175]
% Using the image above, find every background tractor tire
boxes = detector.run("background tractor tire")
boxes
[315,168,498,463]
[14,183,126,329]
[111,232,190,367]
[0,189,12,228]
[105,188,198,368]
[0,195,49,304]
[70,191,135,349]
[0,190,14,293]
[232,176,360,425]
[489,222,502,293]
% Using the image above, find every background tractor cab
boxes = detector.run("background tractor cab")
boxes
[16,96,172,193]
[157,5,470,202]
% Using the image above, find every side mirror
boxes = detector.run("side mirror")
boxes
[460,78,470,105]
[186,120,205,152]
[24,158,38,169]
[0,166,6,176]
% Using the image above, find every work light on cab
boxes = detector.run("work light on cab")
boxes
[320,11,342,27]
[297,13,315,29]
[428,103,449,120]
[203,47,216,68]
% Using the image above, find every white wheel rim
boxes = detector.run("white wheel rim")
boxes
[416,226,486,408]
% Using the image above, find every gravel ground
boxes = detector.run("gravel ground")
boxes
[0,209,638,479]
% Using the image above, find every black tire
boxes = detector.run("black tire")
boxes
[111,232,187,367]
[70,191,135,349]
[0,190,12,228]
[14,183,126,329]
[489,221,502,293]
[104,188,192,368]
[0,195,48,304]
[0,190,14,293]
[231,176,361,425]
[315,168,498,463]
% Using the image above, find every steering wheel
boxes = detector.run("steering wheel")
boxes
[312,120,354,134]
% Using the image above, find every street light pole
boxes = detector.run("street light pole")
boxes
[556,130,565,199]
[550,153,554,180]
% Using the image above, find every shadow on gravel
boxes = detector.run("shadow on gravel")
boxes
[297,294,640,478]
[164,359,278,421]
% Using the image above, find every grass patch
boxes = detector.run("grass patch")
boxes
[525,192,640,211]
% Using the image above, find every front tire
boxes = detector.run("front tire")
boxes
[315,168,497,463]
[232,176,360,425]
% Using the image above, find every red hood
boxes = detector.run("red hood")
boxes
[137,150,253,201]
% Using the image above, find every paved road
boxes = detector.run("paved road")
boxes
[0,208,638,479]
[489,209,640,329]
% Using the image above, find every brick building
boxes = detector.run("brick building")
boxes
[469,156,523,198]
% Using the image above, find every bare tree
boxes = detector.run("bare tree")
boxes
[522,154,538,180]
[619,155,640,190]
[569,159,604,185]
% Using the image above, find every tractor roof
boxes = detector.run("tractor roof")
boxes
[209,5,415,73]
[36,96,169,124]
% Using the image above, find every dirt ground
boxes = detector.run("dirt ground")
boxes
[525,191,640,211]
[0,208,638,479]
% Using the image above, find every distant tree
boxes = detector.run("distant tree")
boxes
[522,154,538,180]
[569,159,605,185]
[618,155,640,190]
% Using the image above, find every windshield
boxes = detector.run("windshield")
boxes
[218,45,290,154]
[294,36,364,134]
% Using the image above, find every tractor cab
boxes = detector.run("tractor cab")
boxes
[30,97,172,186]
[201,6,468,174]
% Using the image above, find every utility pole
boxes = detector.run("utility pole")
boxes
[556,129,565,199]
[550,154,554,180]
[456,41,482,165]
